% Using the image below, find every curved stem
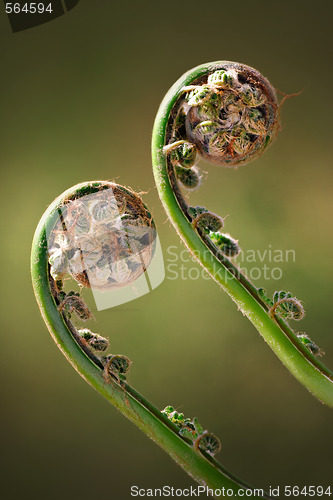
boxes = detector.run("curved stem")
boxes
[151,61,333,408]
[31,183,271,500]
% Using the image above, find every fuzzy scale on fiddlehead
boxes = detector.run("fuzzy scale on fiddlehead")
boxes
[152,61,333,407]
[32,180,270,499]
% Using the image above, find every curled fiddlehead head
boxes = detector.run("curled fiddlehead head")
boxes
[182,63,279,167]
[48,181,156,290]
[152,61,333,407]
[102,354,132,383]
[270,291,305,321]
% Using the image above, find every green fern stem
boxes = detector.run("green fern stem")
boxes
[31,182,270,499]
[151,61,333,408]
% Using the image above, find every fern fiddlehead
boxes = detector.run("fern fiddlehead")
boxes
[151,61,333,407]
[31,180,271,499]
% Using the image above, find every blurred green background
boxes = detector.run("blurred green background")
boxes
[1,1,332,498]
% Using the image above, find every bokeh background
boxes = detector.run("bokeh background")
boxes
[1,1,332,498]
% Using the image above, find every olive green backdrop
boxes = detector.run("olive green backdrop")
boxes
[1,1,332,499]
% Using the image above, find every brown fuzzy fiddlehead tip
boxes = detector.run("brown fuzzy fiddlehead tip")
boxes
[182,63,279,167]
[48,182,156,290]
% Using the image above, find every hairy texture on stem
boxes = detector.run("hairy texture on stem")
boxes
[152,61,333,408]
